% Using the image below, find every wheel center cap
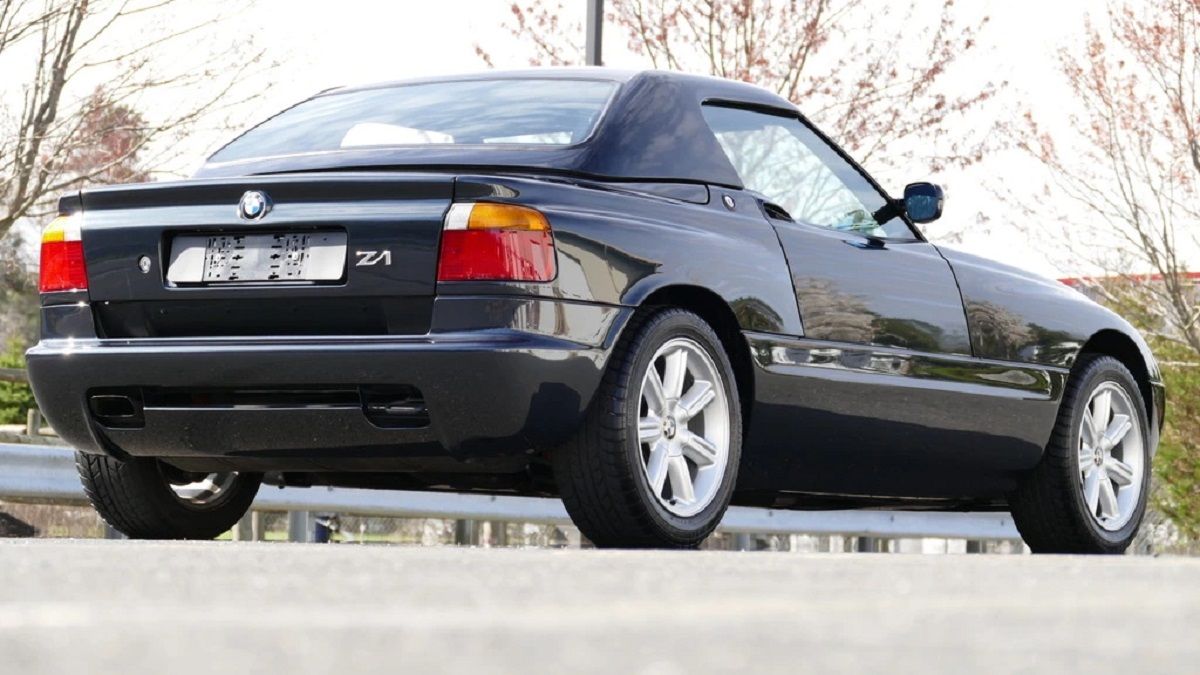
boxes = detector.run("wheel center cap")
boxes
[1094,449,1104,465]
[662,417,677,439]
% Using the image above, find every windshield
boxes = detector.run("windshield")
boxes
[209,78,618,164]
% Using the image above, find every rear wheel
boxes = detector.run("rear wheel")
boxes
[554,309,742,548]
[1009,354,1149,554]
[77,453,260,540]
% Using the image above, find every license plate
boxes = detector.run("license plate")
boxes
[167,232,347,284]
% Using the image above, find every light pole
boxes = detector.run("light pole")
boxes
[586,0,604,66]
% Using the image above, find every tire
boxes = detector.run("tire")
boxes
[554,308,743,548]
[77,453,261,540]
[1009,354,1150,554]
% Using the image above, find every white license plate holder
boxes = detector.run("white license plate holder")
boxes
[167,232,347,284]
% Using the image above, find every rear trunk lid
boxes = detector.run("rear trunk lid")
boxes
[78,173,451,338]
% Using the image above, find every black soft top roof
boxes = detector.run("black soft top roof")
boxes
[194,69,799,188]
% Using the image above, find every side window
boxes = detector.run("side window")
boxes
[701,105,914,240]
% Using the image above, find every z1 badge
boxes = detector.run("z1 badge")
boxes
[355,250,392,267]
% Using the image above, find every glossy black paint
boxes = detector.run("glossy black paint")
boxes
[940,246,1166,453]
[446,175,803,336]
[27,69,1164,507]
[739,333,1066,499]
[939,246,1160,374]
[28,297,628,466]
[770,220,972,355]
[81,174,450,305]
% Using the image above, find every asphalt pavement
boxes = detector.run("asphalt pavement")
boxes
[0,539,1197,674]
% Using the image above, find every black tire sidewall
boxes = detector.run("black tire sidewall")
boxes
[619,310,742,539]
[1063,358,1151,548]
[83,453,262,540]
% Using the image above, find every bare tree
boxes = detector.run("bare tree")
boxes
[54,88,150,185]
[0,0,274,240]
[479,1,998,190]
[1014,0,1200,355]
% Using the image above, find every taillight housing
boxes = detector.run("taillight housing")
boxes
[39,214,88,293]
[436,202,556,282]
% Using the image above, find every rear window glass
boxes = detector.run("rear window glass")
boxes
[209,79,617,163]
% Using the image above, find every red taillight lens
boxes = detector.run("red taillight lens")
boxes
[39,215,88,293]
[437,203,556,282]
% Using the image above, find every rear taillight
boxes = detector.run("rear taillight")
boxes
[436,203,556,282]
[39,214,88,293]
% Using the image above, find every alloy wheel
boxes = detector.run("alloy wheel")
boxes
[637,337,731,517]
[1077,382,1144,532]
[163,468,241,507]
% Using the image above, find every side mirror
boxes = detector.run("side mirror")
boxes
[903,182,944,224]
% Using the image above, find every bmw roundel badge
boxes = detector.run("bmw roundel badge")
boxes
[238,190,271,220]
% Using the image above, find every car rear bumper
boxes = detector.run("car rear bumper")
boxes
[27,297,630,469]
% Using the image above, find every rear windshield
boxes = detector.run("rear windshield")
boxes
[209,78,618,164]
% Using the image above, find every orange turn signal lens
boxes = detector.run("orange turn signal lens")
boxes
[438,202,556,282]
[444,202,550,231]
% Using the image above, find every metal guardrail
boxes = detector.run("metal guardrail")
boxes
[0,367,27,383]
[0,442,1022,540]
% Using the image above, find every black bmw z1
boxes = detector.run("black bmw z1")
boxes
[27,70,1165,553]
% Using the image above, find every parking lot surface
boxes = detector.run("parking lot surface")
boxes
[0,539,1197,674]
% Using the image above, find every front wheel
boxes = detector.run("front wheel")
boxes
[1008,354,1150,554]
[554,309,742,548]
[77,453,261,540]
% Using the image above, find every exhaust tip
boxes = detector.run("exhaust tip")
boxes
[362,386,429,428]
[89,392,144,429]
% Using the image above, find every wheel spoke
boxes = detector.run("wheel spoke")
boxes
[1105,456,1136,487]
[1091,390,1113,431]
[168,472,234,504]
[645,441,670,495]
[638,416,662,444]
[1078,444,1095,475]
[1083,470,1101,515]
[1097,476,1120,520]
[680,431,719,467]
[667,455,695,504]
[677,380,716,421]
[643,369,667,416]
[1101,414,1132,451]
[1082,410,1099,448]
[662,348,688,400]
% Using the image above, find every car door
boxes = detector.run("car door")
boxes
[702,105,1053,499]
[701,105,971,355]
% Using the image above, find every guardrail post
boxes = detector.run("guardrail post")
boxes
[454,519,479,546]
[490,521,508,547]
[233,515,252,541]
[856,536,879,553]
[250,511,263,541]
[732,532,753,551]
[287,510,313,543]
[25,409,43,437]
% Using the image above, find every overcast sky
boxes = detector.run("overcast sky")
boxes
[14,0,1193,278]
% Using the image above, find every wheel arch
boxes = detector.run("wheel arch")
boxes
[636,285,755,431]
[1076,328,1157,431]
